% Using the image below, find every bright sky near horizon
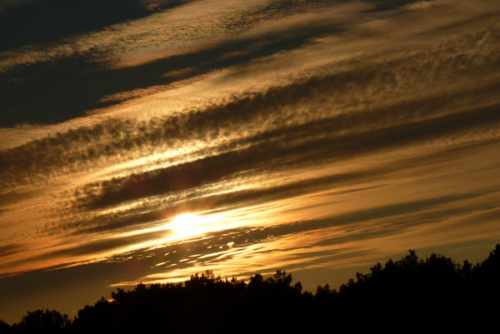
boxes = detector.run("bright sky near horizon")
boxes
[1,0,500,324]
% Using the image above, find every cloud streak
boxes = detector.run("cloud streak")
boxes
[1,0,500,323]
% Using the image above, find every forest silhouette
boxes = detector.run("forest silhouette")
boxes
[2,244,499,333]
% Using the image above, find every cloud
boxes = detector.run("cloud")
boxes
[1,0,500,283]
[54,94,499,213]
[0,0,197,51]
[2,0,498,131]
[0,243,26,258]
[3,52,499,189]
[108,188,500,286]
[0,3,351,127]
[65,138,499,237]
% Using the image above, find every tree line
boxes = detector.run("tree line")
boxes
[2,244,499,333]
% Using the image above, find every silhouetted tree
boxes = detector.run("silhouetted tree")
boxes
[13,309,69,334]
[0,319,12,334]
[71,298,116,334]
[11,244,500,333]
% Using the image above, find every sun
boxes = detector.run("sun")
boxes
[168,213,201,236]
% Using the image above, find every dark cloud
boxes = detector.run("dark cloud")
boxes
[51,230,166,258]
[4,184,499,280]
[220,0,344,32]
[0,18,342,127]
[2,12,497,184]
[2,38,499,188]
[67,210,170,236]
[0,243,25,258]
[68,176,384,237]
[70,96,500,211]
[0,229,170,278]
[0,189,36,207]
[63,138,497,241]
[364,0,425,12]
[0,0,192,51]
[179,189,500,254]
[39,186,500,283]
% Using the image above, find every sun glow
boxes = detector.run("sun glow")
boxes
[168,213,203,236]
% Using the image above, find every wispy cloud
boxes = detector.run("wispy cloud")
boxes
[0,1,499,316]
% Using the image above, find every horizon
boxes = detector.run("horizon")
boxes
[1,0,500,324]
[3,244,500,325]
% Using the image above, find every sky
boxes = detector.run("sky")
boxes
[1,0,500,323]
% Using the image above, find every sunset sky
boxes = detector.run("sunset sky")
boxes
[1,0,500,323]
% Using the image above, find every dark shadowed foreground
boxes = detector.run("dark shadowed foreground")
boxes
[2,244,500,333]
